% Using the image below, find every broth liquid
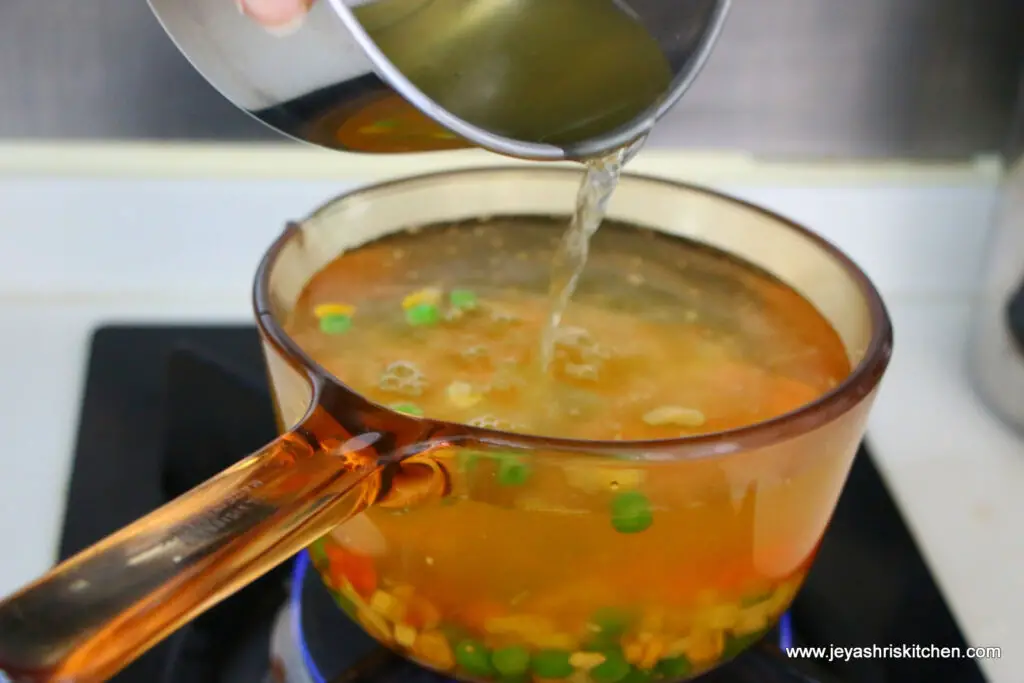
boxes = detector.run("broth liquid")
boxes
[286,216,853,682]
[288,0,673,153]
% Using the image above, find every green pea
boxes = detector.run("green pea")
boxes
[390,402,424,416]
[531,649,574,679]
[621,670,653,683]
[450,289,479,310]
[610,491,653,534]
[496,454,532,487]
[457,449,482,474]
[590,650,632,683]
[491,645,530,677]
[406,302,440,326]
[455,639,495,677]
[584,607,632,649]
[655,655,692,678]
[589,607,632,636]
[319,313,352,334]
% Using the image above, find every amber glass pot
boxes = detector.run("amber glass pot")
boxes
[0,169,891,683]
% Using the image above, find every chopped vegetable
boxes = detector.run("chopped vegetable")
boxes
[412,630,456,671]
[586,607,632,647]
[447,381,483,408]
[394,624,418,648]
[402,287,443,310]
[325,545,377,597]
[491,645,531,677]
[590,649,631,683]
[457,449,482,474]
[642,406,706,427]
[532,649,574,679]
[314,303,356,318]
[319,314,352,335]
[329,587,356,616]
[496,453,532,487]
[610,491,653,534]
[449,288,479,310]
[655,655,692,678]
[621,669,654,683]
[390,402,424,416]
[569,652,607,670]
[454,639,495,677]
[406,302,441,327]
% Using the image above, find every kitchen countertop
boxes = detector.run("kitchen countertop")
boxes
[0,145,1019,681]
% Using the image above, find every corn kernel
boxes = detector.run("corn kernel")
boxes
[394,624,418,648]
[357,607,392,642]
[696,604,740,630]
[369,590,405,622]
[314,303,356,318]
[412,630,455,671]
[569,652,606,670]
[446,381,483,409]
[734,607,770,635]
[642,406,706,427]
[679,629,724,663]
[402,287,442,310]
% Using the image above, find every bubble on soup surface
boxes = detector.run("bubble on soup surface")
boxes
[642,406,707,428]
[378,360,428,397]
[553,327,610,365]
[460,345,489,361]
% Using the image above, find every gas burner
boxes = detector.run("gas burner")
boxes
[58,325,985,683]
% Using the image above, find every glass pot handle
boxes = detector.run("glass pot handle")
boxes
[0,418,385,683]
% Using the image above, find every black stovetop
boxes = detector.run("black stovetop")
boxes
[60,325,987,683]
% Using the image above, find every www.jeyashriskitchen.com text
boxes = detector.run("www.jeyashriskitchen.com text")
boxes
[786,644,1002,662]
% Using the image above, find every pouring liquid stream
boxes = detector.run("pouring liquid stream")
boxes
[541,137,646,371]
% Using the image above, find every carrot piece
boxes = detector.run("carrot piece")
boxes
[326,544,378,597]
[457,601,506,631]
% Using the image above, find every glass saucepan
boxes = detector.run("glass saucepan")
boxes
[0,168,891,683]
